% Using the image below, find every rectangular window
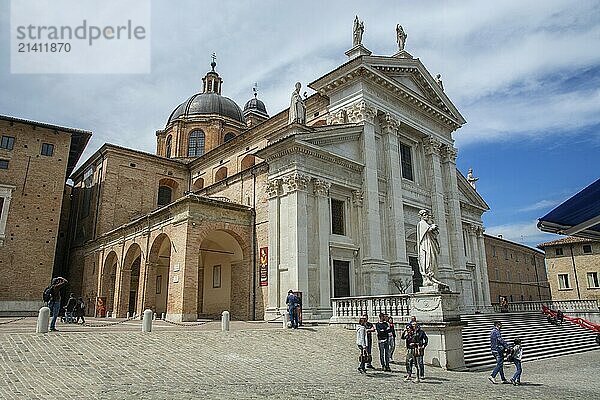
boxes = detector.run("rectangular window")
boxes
[212,265,221,288]
[0,160,8,169]
[0,136,15,150]
[587,272,599,288]
[331,199,345,235]
[41,143,54,156]
[555,247,564,256]
[156,275,162,294]
[558,273,571,290]
[399,143,414,181]
[583,244,592,254]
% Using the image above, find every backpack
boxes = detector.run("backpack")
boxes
[506,346,515,362]
[43,286,53,303]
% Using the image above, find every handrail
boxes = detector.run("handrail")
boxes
[542,305,600,333]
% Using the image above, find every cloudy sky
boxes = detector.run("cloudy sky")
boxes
[1,0,599,248]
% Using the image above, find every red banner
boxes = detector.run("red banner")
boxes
[259,247,268,286]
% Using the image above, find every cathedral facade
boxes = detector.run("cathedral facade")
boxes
[66,32,491,322]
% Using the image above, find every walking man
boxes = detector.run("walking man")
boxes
[488,321,509,384]
[48,277,68,331]
[375,313,392,371]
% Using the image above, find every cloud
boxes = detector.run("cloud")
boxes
[518,200,561,213]
[485,220,561,247]
[0,0,599,161]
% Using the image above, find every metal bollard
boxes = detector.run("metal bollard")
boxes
[142,309,153,332]
[221,310,230,332]
[36,307,50,333]
[282,310,290,329]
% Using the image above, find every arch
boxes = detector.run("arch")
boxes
[188,130,205,157]
[118,243,143,317]
[214,166,228,182]
[147,233,172,316]
[240,154,255,171]
[101,251,119,317]
[165,135,172,158]
[193,177,204,191]
[197,230,246,319]
[224,132,236,143]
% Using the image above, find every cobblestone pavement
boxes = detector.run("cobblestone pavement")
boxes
[0,319,598,399]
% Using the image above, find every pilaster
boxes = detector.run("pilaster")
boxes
[266,178,282,315]
[476,227,492,306]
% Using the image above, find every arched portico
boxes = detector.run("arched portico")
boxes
[100,251,118,317]
[146,233,172,316]
[197,230,247,319]
[114,243,143,317]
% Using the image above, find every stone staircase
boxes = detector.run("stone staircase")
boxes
[461,312,599,370]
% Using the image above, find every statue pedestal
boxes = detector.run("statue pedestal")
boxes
[345,44,372,60]
[412,290,466,370]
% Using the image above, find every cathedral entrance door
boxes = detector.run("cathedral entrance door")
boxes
[333,260,350,298]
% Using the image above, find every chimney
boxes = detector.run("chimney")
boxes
[498,234,503,239]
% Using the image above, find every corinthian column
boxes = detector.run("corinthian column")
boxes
[313,179,332,311]
[423,137,454,288]
[381,114,412,290]
[348,101,388,295]
[266,178,282,316]
[282,173,311,310]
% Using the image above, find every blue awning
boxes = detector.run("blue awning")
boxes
[537,178,600,240]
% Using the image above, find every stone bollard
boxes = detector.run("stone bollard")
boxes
[221,311,230,332]
[153,313,157,321]
[126,312,130,319]
[282,310,290,329]
[142,309,153,333]
[161,313,165,320]
[36,307,50,333]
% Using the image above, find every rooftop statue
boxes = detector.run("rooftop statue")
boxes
[288,82,306,124]
[353,16,364,46]
[467,168,479,190]
[396,24,407,51]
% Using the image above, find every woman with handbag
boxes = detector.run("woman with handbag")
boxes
[356,317,368,373]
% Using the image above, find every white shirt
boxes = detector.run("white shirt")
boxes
[356,325,367,347]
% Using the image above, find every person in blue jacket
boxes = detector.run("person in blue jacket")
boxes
[488,321,509,384]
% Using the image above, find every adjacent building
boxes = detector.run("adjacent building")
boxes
[538,236,600,301]
[484,234,550,303]
[0,115,90,315]
[64,29,493,322]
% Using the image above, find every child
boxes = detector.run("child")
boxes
[356,317,368,373]
[510,338,523,385]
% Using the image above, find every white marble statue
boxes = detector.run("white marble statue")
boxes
[396,24,407,51]
[417,210,447,289]
[288,82,306,124]
[467,168,479,190]
[435,74,444,91]
[353,16,364,46]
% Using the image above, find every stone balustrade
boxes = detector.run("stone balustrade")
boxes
[330,294,411,323]
[492,299,599,313]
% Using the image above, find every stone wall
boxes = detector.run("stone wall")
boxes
[0,119,72,313]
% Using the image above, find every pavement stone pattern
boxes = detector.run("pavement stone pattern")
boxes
[0,317,598,399]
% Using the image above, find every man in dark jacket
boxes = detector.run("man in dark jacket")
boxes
[375,313,392,371]
[488,321,509,384]
[48,277,68,331]
[414,324,428,379]
[285,290,299,329]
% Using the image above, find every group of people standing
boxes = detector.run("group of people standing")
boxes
[356,313,428,382]
[489,321,523,386]
[44,276,86,331]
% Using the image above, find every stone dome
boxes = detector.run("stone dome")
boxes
[167,92,244,126]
